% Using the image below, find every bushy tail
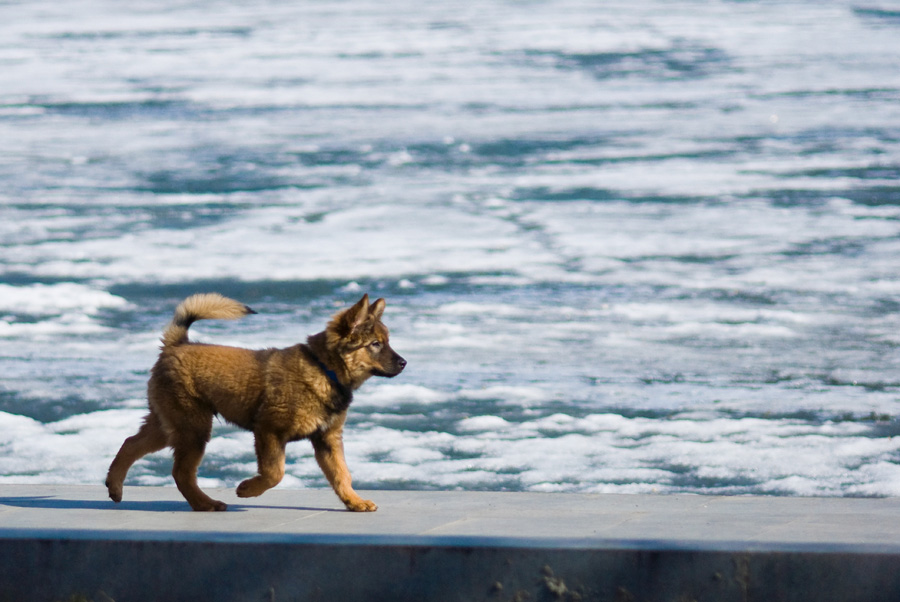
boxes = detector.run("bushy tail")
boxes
[161,293,256,347]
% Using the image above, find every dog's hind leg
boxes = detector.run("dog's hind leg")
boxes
[236,431,286,498]
[171,420,226,511]
[106,412,168,503]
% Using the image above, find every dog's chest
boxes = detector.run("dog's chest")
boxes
[268,380,348,439]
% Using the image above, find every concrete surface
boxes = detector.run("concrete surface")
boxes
[1,484,899,601]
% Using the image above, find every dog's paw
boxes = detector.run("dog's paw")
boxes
[105,479,123,503]
[345,498,378,512]
[236,478,262,498]
[191,499,228,512]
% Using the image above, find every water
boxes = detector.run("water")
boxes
[2,0,900,497]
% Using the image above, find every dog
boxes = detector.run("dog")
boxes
[105,293,406,512]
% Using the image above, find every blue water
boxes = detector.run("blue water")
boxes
[2,0,900,496]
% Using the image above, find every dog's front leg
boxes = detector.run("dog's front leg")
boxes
[236,431,286,498]
[310,422,377,512]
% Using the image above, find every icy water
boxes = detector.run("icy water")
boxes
[2,0,900,497]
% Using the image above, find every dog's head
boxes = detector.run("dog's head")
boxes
[328,294,406,383]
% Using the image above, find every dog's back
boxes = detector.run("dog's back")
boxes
[151,343,275,430]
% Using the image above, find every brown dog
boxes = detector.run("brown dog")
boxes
[105,293,406,511]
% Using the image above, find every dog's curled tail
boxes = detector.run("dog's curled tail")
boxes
[161,293,257,347]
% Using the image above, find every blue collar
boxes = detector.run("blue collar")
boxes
[323,366,340,385]
[314,357,341,386]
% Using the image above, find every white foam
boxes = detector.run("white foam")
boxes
[1,401,898,498]
[0,283,128,315]
[437,302,528,318]
[9,203,562,284]
[456,415,513,433]
[460,386,554,406]
[0,409,142,485]
[2,0,900,498]
[0,284,130,340]
[362,384,449,407]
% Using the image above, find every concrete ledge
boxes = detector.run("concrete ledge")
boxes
[1,485,900,601]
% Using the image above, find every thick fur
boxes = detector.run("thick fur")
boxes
[105,294,406,512]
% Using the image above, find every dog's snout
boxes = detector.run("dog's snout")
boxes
[396,356,407,370]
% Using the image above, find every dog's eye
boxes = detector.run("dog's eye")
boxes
[368,341,382,350]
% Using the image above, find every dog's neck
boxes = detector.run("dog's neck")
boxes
[305,332,355,399]
[315,356,341,387]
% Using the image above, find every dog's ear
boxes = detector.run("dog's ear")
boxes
[369,298,386,321]
[342,294,370,333]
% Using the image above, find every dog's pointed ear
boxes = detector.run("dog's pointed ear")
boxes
[343,294,370,332]
[370,298,386,321]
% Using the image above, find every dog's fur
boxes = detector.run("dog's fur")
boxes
[105,293,406,512]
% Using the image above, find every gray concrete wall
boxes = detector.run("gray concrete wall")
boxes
[2,485,899,602]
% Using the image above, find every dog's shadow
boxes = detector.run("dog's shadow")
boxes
[0,496,342,513]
